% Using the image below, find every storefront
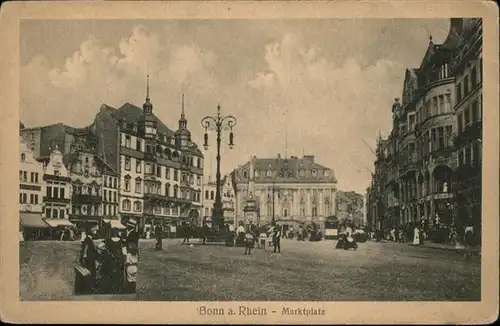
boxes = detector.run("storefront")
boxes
[20,212,49,240]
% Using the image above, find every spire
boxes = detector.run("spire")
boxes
[178,93,188,130]
[284,130,288,159]
[146,73,150,101]
[143,73,153,114]
[181,92,185,119]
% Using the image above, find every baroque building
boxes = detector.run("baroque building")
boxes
[231,154,337,229]
[92,78,204,231]
[451,18,483,241]
[202,175,236,225]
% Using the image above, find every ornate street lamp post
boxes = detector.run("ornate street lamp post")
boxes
[201,104,236,229]
[268,182,280,224]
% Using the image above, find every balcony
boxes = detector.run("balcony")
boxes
[72,194,102,204]
[43,196,71,203]
[143,193,166,202]
[143,152,157,162]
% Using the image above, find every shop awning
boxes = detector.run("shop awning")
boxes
[104,219,126,229]
[44,219,75,228]
[20,212,49,228]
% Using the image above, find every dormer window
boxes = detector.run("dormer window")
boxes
[312,169,318,177]
[243,170,248,178]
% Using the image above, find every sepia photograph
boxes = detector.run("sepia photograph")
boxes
[1,1,498,324]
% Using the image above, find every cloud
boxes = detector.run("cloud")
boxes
[20,25,218,128]
[247,33,404,192]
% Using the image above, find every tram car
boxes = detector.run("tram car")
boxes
[324,216,340,240]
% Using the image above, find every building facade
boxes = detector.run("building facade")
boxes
[40,146,73,228]
[451,18,483,241]
[336,191,365,228]
[368,18,482,239]
[231,154,337,229]
[92,80,204,231]
[202,175,237,225]
[19,139,45,214]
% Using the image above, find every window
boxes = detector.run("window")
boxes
[166,168,170,179]
[463,75,469,97]
[124,176,131,192]
[458,150,464,167]
[125,135,131,148]
[173,170,179,181]
[312,169,317,177]
[456,83,462,103]
[210,191,214,200]
[458,113,463,133]
[472,100,479,122]
[439,95,444,114]
[136,160,142,173]
[135,179,142,193]
[21,153,26,162]
[156,165,161,178]
[60,188,65,199]
[464,107,470,126]
[173,185,178,198]
[124,157,131,170]
[113,192,117,203]
[196,175,201,186]
[312,205,318,217]
[205,190,209,200]
[204,207,209,216]
[23,171,27,182]
[52,209,59,219]
[190,175,194,185]
[46,186,52,197]
[134,201,142,212]
[243,171,248,178]
[146,145,151,153]
[60,209,65,219]
[438,127,444,150]
[35,173,38,183]
[432,97,438,115]
[267,169,272,177]
[122,200,131,211]
[471,66,477,89]
[445,126,453,147]
[136,139,142,152]
[30,172,34,182]
[165,184,171,197]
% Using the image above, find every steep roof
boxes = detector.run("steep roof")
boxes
[110,102,176,136]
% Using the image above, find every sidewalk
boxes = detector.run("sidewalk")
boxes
[408,241,481,254]
[369,239,481,254]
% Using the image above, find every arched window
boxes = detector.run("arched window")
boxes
[20,153,26,162]
[133,201,142,212]
[164,148,172,160]
[122,199,131,211]
[172,151,179,161]
[173,185,178,198]
[165,183,171,197]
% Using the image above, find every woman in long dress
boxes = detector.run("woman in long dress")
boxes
[413,226,420,245]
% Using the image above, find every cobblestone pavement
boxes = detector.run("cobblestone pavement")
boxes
[20,239,480,301]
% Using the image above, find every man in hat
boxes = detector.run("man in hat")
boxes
[272,222,281,253]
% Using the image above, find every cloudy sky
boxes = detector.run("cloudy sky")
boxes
[20,19,450,194]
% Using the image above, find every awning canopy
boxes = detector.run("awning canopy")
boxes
[20,212,48,228]
[104,219,126,229]
[44,219,75,228]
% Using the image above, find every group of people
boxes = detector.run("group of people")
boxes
[239,220,282,255]
[78,225,139,294]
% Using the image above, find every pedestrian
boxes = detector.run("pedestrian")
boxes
[123,242,139,294]
[155,223,163,250]
[80,229,97,290]
[272,222,281,253]
[244,230,254,255]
